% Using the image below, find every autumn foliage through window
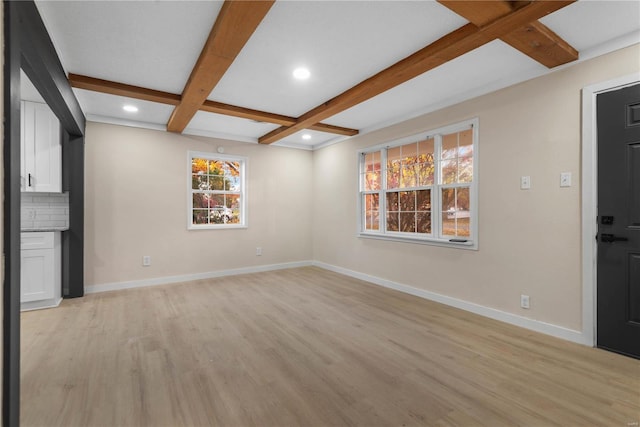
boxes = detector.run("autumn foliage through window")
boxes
[189,152,246,228]
[359,120,477,247]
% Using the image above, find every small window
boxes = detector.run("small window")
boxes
[188,151,246,229]
[358,119,478,249]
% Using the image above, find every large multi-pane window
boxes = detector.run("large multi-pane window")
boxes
[359,119,477,248]
[188,151,246,229]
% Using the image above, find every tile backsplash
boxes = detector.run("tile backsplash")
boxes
[21,193,69,230]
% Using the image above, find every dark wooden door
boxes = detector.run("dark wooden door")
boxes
[597,83,640,358]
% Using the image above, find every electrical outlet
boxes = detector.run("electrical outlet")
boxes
[28,209,37,219]
[520,176,531,190]
[142,255,151,267]
[560,172,572,187]
[520,294,530,309]
[256,247,262,256]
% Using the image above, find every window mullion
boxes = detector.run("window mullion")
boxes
[433,134,442,238]
[380,148,388,233]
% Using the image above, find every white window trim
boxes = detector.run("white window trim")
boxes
[187,150,248,230]
[357,118,479,250]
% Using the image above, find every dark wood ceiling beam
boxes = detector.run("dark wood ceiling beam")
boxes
[166,0,275,133]
[68,74,359,137]
[438,0,578,68]
[259,0,574,145]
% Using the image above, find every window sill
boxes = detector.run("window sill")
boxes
[188,224,248,231]
[358,231,477,250]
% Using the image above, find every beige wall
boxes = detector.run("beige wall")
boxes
[85,44,639,333]
[312,44,640,332]
[85,122,313,285]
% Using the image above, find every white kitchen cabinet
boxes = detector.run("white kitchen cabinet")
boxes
[21,100,62,193]
[21,231,62,311]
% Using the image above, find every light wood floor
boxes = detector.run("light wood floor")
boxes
[21,267,639,426]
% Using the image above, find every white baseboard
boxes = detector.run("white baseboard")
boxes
[312,261,588,346]
[84,259,587,346]
[21,297,63,312]
[85,261,313,294]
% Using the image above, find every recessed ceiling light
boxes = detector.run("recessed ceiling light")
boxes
[302,133,312,140]
[293,67,310,80]
[123,105,138,113]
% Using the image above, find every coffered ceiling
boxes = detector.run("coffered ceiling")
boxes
[32,0,640,149]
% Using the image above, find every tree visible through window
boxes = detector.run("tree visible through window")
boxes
[359,119,477,247]
[188,151,246,229]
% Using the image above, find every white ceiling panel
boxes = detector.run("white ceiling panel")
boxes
[73,88,174,128]
[184,111,280,143]
[539,1,640,51]
[35,0,223,93]
[185,112,342,148]
[277,128,346,149]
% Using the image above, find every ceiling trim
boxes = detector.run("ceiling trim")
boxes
[68,74,358,137]
[258,0,575,145]
[166,0,275,133]
[439,0,578,68]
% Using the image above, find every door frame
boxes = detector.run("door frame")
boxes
[581,72,640,347]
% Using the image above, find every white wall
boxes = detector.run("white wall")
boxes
[312,44,640,334]
[84,122,313,286]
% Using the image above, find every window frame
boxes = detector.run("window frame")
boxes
[187,150,248,230]
[357,118,479,250]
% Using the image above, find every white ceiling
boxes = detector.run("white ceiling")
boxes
[33,0,640,150]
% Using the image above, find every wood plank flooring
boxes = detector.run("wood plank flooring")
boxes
[21,267,640,426]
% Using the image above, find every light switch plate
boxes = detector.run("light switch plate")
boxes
[560,172,572,187]
[520,176,531,190]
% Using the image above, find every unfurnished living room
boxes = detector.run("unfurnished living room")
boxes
[3,0,640,426]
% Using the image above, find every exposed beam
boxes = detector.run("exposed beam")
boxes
[19,3,85,135]
[502,21,578,68]
[69,73,181,105]
[259,0,574,145]
[309,122,359,137]
[68,74,359,137]
[201,100,295,126]
[438,0,578,68]
[166,0,275,133]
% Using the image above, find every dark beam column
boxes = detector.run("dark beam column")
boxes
[17,1,84,134]
[16,0,86,301]
[62,133,84,298]
[3,2,22,425]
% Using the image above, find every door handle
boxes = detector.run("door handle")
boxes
[599,233,628,243]
[28,173,32,187]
